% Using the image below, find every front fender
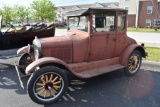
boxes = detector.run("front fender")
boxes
[120,44,146,66]
[17,46,28,54]
[17,46,34,60]
[25,57,76,76]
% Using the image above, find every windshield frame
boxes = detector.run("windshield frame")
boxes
[67,15,89,32]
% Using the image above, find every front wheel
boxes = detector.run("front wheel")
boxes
[27,66,68,104]
[18,53,32,75]
[124,50,142,76]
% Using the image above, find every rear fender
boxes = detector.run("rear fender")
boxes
[25,57,80,78]
[120,44,146,66]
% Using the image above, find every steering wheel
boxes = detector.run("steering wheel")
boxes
[4,23,16,34]
[92,26,97,32]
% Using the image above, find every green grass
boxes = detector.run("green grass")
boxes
[2,26,22,30]
[144,47,160,62]
[127,27,160,33]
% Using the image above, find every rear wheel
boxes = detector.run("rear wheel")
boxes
[124,50,142,76]
[27,66,68,104]
[18,53,32,75]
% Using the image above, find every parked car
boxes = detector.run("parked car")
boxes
[10,22,22,26]
[0,22,55,50]
[54,21,66,27]
[32,22,41,26]
[16,7,147,104]
[23,23,31,26]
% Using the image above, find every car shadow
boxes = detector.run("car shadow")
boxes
[45,69,160,107]
[0,62,28,95]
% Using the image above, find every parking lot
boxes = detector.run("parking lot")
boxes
[0,29,160,107]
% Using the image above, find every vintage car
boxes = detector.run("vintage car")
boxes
[0,21,55,50]
[16,8,147,104]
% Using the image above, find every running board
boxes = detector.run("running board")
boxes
[75,64,125,78]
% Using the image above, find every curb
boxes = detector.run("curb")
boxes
[141,60,160,72]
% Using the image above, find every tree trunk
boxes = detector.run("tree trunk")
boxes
[5,20,8,25]
[41,17,44,23]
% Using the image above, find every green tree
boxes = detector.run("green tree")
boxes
[30,0,56,22]
[1,5,13,24]
[0,9,2,15]
[13,5,29,24]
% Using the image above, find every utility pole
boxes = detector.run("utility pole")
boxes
[135,0,139,30]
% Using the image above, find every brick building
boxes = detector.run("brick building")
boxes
[138,0,160,27]
[55,2,118,23]
[119,0,160,27]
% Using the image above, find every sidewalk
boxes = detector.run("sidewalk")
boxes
[141,60,160,72]
[127,32,160,48]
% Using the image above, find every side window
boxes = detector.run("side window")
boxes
[92,11,116,32]
[118,11,126,31]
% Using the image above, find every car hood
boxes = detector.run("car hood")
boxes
[39,32,76,62]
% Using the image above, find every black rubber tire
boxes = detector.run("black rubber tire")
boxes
[124,50,142,76]
[27,66,68,104]
[18,53,32,75]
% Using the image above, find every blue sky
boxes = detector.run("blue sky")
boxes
[0,0,119,7]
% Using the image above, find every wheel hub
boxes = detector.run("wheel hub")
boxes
[35,73,62,98]
[44,83,53,90]
[128,54,140,72]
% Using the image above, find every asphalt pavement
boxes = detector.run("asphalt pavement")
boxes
[0,57,160,107]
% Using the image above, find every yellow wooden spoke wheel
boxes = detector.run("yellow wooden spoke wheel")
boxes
[125,50,142,76]
[27,66,68,104]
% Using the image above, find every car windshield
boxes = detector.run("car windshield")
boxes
[68,16,88,32]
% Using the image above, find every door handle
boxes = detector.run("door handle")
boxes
[113,38,117,41]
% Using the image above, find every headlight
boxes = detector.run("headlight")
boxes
[33,36,42,60]
[34,50,39,60]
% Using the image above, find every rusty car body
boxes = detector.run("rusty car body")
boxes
[16,8,147,104]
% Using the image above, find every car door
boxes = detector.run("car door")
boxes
[114,11,128,57]
[89,10,117,61]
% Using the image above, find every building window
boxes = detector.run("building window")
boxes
[124,6,129,12]
[147,6,153,14]
[146,19,151,26]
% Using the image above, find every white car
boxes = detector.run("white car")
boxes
[10,22,23,26]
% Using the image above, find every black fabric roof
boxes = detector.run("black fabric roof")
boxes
[65,9,89,16]
[65,7,127,16]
